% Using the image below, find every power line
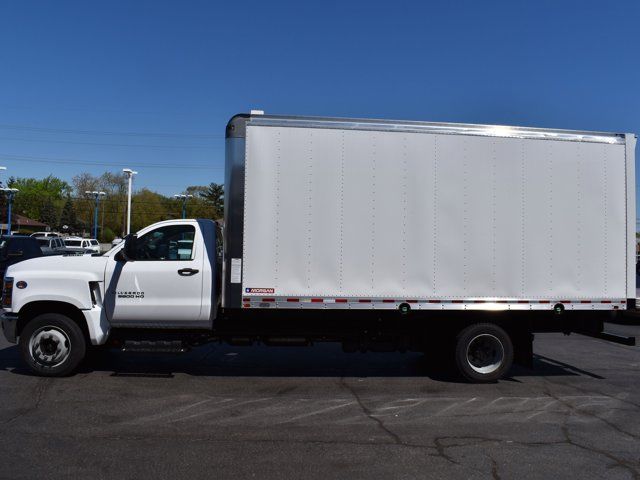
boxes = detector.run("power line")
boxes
[0,123,223,139]
[0,153,223,170]
[0,102,212,117]
[0,135,218,149]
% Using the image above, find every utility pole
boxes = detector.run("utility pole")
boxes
[0,188,18,235]
[122,169,137,235]
[174,194,193,219]
[85,191,106,240]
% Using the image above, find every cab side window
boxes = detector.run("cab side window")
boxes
[135,225,195,261]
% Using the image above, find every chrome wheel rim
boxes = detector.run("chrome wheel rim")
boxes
[466,333,504,375]
[29,326,71,367]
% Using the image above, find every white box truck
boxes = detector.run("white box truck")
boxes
[1,112,636,382]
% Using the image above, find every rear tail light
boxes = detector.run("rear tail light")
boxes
[2,277,13,309]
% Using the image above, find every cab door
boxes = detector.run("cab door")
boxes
[104,222,205,327]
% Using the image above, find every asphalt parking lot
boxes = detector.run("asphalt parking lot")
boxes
[0,321,639,480]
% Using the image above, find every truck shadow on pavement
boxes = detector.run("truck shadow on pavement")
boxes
[0,342,604,382]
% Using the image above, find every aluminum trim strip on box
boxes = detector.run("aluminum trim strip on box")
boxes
[248,116,625,145]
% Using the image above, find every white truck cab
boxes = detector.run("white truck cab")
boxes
[1,218,221,376]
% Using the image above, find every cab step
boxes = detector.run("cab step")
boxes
[121,340,190,353]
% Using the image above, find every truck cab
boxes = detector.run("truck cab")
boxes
[34,236,68,256]
[1,219,222,376]
[63,237,101,254]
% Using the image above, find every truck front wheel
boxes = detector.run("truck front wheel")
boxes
[454,323,513,383]
[19,313,87,377]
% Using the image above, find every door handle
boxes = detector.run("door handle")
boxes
[178,268,200,276]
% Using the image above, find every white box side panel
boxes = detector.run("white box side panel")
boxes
[243,125,628,300]
[340,131,384,295]
[625,134,637,299]
[242,126,278,290]
[403,134,437,295]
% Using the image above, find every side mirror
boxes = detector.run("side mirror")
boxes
[119,234,137,262]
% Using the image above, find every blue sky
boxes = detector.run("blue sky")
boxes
[0,0,639,203]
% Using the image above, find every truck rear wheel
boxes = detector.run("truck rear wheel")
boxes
[454,323,513,383]
[19,313,86,377]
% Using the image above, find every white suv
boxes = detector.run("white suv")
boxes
[63,237,101,254]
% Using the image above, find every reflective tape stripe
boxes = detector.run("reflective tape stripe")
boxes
[242,297,626,311]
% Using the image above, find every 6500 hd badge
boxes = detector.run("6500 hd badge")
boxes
[116,291,144,299]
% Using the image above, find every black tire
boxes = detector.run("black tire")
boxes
[19,313,87,377]
[454,323,513,383]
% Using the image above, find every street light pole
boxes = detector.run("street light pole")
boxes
[85,191,106,239]
[0,167,7,235]
[122,169,137,235]
[0,188,18,235]
[173,194,193,219]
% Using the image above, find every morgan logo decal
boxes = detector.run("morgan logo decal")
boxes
[245,288,275,294]
[116,291,145,299]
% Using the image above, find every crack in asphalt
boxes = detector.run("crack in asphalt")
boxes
[560,424,640,480]
[338,378,410,448]
[336,378,510,478]
[0,377,49,427]
[541,379,640,441]
[489,454,501,480]
[539,380,640,479]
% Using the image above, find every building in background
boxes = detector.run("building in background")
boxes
[0,214,50,235]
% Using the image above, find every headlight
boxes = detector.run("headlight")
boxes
[2,277,13,309]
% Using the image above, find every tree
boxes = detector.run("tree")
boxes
[73,171,129,236]
[2,172,224,235]
[39,202,58,230]
[59,196,79,233]
[8,175,71,225]
[201,183,224,219]
[101,226,115,243]
[130,188,175,231]
[185,185,208,197]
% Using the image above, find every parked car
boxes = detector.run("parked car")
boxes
[34,236,68,255]
[63,237,101,254]
[111,236,123,248]
[29,231,59,238]
[0,235,43,279]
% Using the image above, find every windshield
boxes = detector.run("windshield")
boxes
[90,240,99,246]
[65,240,82,247]
[36,238,49,247]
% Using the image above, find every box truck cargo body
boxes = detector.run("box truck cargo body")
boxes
[225,114,636,312]
[2,112,636,382]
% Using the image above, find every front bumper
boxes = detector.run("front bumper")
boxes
[1,311,18,344]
